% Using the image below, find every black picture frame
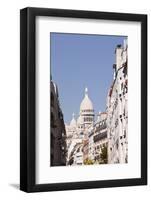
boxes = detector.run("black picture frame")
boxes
[20,7,147,192]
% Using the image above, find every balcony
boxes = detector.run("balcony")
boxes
[94,131,107,142]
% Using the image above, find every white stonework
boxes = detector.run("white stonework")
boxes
[107,39,128,164]
[66,88,94,165]
[66,88,108,165]
[65,39,128,166]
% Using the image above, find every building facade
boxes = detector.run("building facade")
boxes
[50,80,67,166]
[107,40,128,164]
[93,112,108,164]
[66,113,84,165]
[66,88,108,165]
[66,88,94,165]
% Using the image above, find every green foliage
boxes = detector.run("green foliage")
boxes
[84,158,94,165]
[99,144,108,164]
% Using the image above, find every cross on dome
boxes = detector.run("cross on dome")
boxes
[80,87,94,112]
[72,113,75,119]
[85,87,88,96]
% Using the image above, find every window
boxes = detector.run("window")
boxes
[121,83,123,90]
[115,119,118,128]
[51,112,56,128]
[51,92,54,107]
[116,141,119,150]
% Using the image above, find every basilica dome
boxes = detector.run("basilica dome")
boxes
[80,88,94,112]
[70,113,77,127]
[77,115,83,125]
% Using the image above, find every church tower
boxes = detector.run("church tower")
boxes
[77,87,94,128]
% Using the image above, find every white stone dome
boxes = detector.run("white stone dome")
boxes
[80,88,94,112]
[77,115,83,125]
[70,113,77,127]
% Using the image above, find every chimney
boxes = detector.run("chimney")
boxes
[115,44,123,70]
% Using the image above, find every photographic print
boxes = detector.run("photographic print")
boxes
[20,7,147,192]
[50,33,128,167]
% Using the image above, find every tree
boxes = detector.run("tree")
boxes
[84,158,94,165]
[99,144,108,164]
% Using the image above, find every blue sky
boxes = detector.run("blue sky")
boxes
[50,33,127,123]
